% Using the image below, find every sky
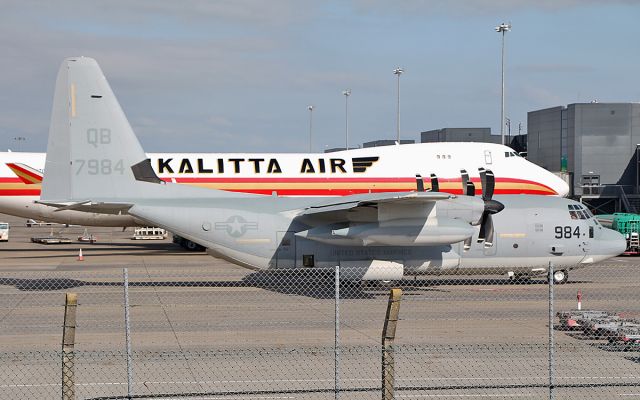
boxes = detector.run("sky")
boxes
[1,0,639,153]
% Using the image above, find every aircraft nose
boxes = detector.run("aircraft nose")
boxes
[606,228,627,256]
[582,227,626,264]
[596,228,626,259]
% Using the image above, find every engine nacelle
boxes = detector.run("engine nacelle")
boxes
[331,217,474,246]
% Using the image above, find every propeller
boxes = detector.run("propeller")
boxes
[460,169,475,196]
[415,174,425,192]
[429,174,439,192]
[415,173,440,192]
[476,168,504,247]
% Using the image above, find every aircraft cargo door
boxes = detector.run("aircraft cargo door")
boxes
[484,150,493,165]
[276,231,296,268]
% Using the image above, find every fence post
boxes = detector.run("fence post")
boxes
[382,288,402,400]
[123,268,133,399]
[62,292,77,400]
[334,265,340,400]
[548,262,555,400]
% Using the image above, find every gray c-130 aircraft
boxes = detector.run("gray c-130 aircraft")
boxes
[39,57,626,284]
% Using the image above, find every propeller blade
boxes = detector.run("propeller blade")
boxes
[483,214,495,248]
[461,170,469,195]
[477,211,487,243]
[483,169,495,201]
[415,174,425,192]
[478,168,487,198]
[466,181,476,196]
[430,174,439,192]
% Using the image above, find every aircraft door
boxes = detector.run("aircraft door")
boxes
[276,231,296,268]
[484,150,493,165]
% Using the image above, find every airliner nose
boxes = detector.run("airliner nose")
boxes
[550,174,570,197]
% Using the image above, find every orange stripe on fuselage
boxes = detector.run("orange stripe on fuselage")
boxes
[0,176,558,196]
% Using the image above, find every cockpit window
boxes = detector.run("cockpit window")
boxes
[504,151,519,158]
[567,204,592,220]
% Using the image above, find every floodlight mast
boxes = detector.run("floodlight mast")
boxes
[342,89,351,149]
[495,22,511,146]
[307,105,314,152]
[393,67,404,143]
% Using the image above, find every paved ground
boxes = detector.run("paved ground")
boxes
[1,212,640,399]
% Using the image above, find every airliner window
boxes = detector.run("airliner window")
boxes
[505,152,510,157]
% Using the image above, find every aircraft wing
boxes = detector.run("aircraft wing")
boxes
[300,191,452,216]
[293,191,484,247]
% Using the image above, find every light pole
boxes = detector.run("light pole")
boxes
[495,22,511,146]
[307,105,314,152]
[505,117,511,145]
[342,89,351,149]
[393,67,404,143]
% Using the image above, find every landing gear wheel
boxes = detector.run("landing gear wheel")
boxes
[511,274,531,284]
[552,269,568,285]
[184,240,205,251]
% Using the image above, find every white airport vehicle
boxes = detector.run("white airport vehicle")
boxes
[25,219,55,227]
[0,222,9,241]
[132,227,167,240]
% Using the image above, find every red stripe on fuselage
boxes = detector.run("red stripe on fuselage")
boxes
[0,189,41,196]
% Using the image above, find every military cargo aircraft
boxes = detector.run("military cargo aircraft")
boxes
[39,57,625,283]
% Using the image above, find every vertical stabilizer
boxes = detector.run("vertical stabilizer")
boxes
[41,57,149,201]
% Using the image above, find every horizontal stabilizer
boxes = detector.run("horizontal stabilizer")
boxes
[36,200,133,215]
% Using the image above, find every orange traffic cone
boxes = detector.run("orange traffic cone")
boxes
[77,248,84,261]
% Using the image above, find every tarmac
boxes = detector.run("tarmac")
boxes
[1,212,640,399]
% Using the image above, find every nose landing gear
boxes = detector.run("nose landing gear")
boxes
[551,269,569,285]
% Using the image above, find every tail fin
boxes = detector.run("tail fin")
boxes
[6,163,43,184]
[41,57,154,202]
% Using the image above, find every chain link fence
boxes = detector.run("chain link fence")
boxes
[1,261,640,399]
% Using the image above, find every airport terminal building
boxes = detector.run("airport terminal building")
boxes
[527,102,640,213]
